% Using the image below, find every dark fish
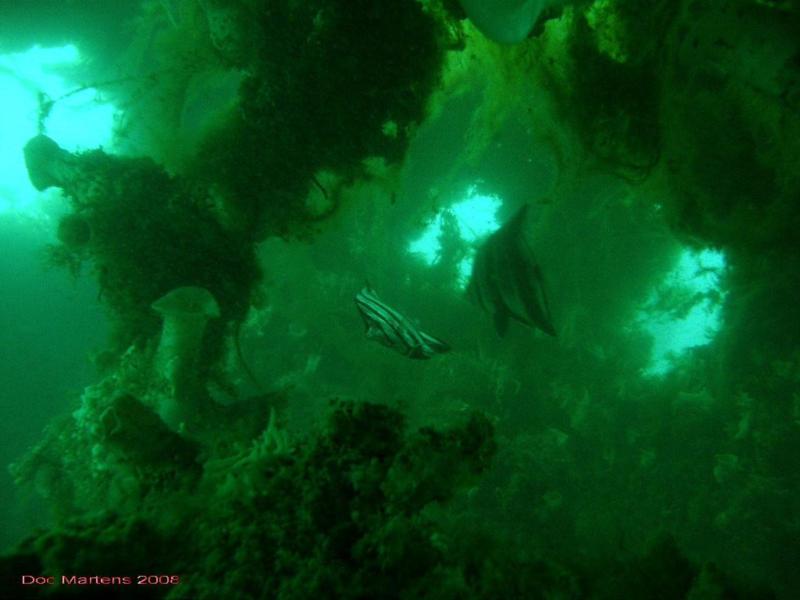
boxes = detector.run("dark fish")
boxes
[467,204,556,337]
[355,287,450,359]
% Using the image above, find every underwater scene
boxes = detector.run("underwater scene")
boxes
[1,0,799,598]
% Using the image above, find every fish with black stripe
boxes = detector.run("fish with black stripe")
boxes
[355,286,451,359]
[467,203,557,337]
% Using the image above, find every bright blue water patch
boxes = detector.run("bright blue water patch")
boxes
[408,216,444,265]
[0,44,117,217]
[638,248,726,376]
[450,188,504,241]
[456,254,477,288]
[408,186,502,284]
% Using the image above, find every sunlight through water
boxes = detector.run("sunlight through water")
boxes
[0,44,117,218]
[637,248,726,376]
[408,185,503,287]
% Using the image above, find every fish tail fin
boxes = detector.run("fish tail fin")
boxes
[420,331,451,354]
[494,310,510,337]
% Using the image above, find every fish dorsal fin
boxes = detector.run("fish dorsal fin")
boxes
[506,204,530,234]
[516,262,557,337]
[532,264,557,336]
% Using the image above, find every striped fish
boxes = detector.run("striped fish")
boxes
[355,287,451,359]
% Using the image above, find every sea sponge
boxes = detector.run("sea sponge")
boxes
[22,134,76,191]
[152,286,220,428]
[57,213,92,248]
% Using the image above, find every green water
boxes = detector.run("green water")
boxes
[1,1,798,598]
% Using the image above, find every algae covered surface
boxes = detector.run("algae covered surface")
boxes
[0,0,799,598]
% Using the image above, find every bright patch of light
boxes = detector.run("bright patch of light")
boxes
[450,189,503,241]
[408,186,502,282]
[408,217,443,265]
[638,248,726,376]
[0,44,118,218]
[456,252,477,288]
